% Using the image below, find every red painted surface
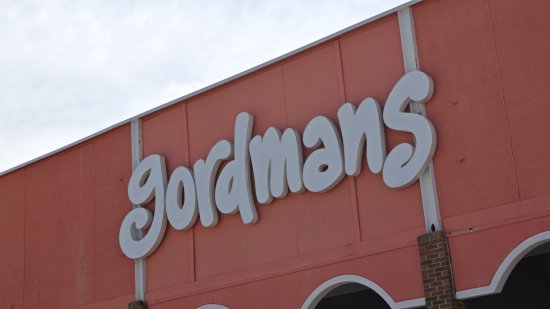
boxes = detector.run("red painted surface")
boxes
[0,170,24,309]
[148,246,423,308]
[281,42,355,255]
[340,15,425,241]
[487,0,550,199]
[0,127,136,309]
[93,126,135,302]
[57,145,95,308]
[415,0,550,293]
[24,157,59,309]
[415,0,519,219]
[1,0,549,307]
[450,214,550,291]
[187,66,298,280]
[142,105,195,291]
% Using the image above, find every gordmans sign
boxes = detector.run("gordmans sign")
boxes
[119,71,436,259]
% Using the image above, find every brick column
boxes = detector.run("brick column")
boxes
[418,231,467,309]
[128,300,148,309]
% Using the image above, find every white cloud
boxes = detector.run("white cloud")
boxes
[0,0,408,173]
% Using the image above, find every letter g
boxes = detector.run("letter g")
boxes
[119,154,168,259]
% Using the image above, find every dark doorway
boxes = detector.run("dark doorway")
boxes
[466,254,550,309]
[315,283,391,309]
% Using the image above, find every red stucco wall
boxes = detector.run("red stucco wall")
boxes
[1,0,549,308]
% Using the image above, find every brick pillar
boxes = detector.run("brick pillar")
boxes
[128,300,148,309]
[418,231,467,309]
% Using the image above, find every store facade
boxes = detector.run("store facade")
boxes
[1,0,550,308]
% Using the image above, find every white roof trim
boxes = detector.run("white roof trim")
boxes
[301,274,425,309]
[196,305,230,309]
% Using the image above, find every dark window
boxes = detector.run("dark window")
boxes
[315,283,390,309]
[466,254,550,309]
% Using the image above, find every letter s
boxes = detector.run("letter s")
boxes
[382,71,436,188]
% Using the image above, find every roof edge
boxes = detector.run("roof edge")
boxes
[1,0,422,176]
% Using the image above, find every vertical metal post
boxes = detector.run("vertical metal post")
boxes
[398,6,443,232]
[131,119,146,301]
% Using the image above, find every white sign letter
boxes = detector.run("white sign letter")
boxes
[119,154,168,259]
[382,70,436,188]
[302,116,345,193]
[249,127,305,204]
[194,140,232,227]
[215,113,257,224]
[338,98,386,176]
[166,166,198,230]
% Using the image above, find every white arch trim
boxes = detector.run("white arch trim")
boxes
[456,231,550,300]
[301,275,425,309]
[196,305,230,309]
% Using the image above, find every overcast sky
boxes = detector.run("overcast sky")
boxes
[0,0,409,173]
